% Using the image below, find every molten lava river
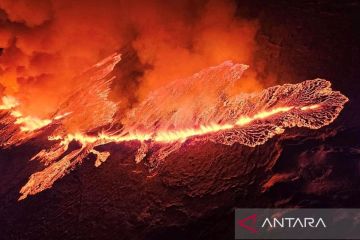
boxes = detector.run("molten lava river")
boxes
[0,53,348,200]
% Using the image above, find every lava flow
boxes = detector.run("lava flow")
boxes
[52,105,319,146]
[0,53,349,200]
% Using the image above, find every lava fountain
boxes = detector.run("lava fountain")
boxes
[0,53,348,200]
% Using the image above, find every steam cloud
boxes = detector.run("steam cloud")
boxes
[0,0,260,117]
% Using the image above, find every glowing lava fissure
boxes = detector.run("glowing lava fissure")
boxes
[49,104,318,146]
[0,53,349,200]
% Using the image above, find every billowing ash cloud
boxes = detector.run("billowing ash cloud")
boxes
[0,0,260,118]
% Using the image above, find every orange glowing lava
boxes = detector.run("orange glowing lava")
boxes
[0,96,70,132]
[0,53,348,201]
[0,96,19,110]
[47,104,322,146]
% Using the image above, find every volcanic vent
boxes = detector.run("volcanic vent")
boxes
[0,53,348,200]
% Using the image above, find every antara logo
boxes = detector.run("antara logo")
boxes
[261,217,327,228]
[238,215,326,234]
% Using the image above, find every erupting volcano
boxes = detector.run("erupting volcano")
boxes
[0,53,348,200]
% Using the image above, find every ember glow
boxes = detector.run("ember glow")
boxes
[0,53,348,200]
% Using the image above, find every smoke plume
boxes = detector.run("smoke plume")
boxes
[0,0,260,117]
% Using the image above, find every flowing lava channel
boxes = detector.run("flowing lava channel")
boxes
[0,53,349,200]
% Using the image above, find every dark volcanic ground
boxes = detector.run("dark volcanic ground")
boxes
[1,1,360,239]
